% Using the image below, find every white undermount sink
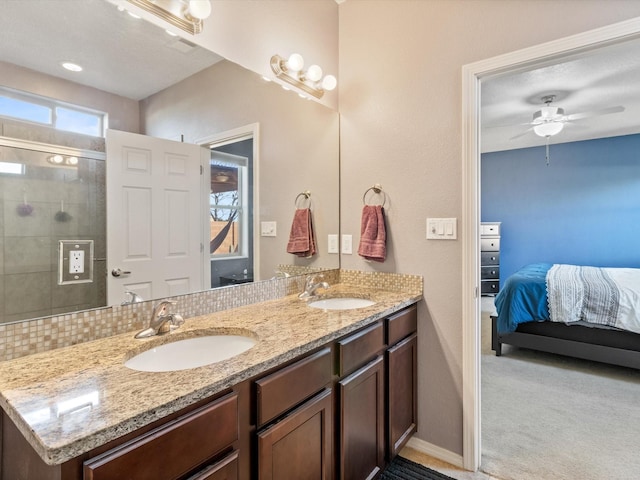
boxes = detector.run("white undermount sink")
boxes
[307,297,375,310]
[124,335,257,372]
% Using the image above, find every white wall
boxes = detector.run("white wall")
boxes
[338,0,640,457]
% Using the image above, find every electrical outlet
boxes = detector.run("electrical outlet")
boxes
[70,250,85,274]
[328,234,339,253]
[341,234,353,254]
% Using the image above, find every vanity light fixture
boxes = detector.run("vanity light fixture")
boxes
[125,0,212,35]
[47,155,79,166]
[270,53,337,99]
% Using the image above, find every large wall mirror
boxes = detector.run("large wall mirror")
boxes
[0,0,339,324]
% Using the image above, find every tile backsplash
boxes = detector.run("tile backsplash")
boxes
[0,269,422,362]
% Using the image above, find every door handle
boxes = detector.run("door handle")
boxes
[111,268,131,277]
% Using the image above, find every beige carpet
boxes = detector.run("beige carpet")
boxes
[480,298,640,480]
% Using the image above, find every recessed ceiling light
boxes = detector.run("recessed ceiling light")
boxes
[62,62,83,72]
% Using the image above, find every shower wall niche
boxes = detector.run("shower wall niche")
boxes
[0,141,106,324]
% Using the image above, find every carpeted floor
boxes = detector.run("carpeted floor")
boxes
[480,297,640,480]
[381,456,457,480]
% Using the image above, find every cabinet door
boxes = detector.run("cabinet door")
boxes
[387,334,417,458]
[257,388,333,480]
[338,356,385,480]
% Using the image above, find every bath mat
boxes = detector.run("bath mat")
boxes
[381,456,456,480]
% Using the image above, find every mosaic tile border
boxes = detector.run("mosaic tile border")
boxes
[0,269,421,362]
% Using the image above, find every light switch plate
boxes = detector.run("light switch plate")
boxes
[341,234,353,254]
[426,218,457,240]
[59,240,94,284]
[328,234,339,253]
[260,221,277,237]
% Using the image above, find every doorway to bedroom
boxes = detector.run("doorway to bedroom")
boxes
[476,30,640,480]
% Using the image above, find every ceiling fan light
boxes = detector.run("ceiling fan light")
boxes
[533,121,564,137]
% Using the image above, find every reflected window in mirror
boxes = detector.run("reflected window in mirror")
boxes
[208,138,255,288]
[210,152,246,257]
[0,87,105,137]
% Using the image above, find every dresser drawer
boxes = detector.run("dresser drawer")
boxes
[337,321,385,377]
[481,280,500,294]
[84,393,238,480]
[481,251,500,265]
[480,237,500,251]
[387,305,417,346]
[480,223,501,236]
[255,347,332,427]
[481,266,500,280]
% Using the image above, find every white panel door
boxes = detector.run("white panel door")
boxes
[106,129,206,305]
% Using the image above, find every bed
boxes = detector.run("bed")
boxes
[491,263,640,369]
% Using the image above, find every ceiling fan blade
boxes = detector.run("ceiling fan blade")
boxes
[483,121,532,129]
[509,127,534,140]
[565,105,625,121]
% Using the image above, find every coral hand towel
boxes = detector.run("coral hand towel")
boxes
[287,208,317,257]
[358,205,386,262]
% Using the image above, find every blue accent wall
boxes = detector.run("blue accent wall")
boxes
[482,134,640,285]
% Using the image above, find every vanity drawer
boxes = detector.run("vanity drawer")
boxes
[387,306,417,346]
[480,237,500,252]
[337,321,385,377]
[255,347,332,428]
[481,251,500,265]
[187,450,238,480]
[84,392,238,480]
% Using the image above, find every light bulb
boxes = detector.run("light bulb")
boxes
[67,156,79,166]
[321,75,337,91]
[187,0,212,20]
[51,155,64,164]
[533,121,564,137]
[286,54,304,72]
[306,64,323,82]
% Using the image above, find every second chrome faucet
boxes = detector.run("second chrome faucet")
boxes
[134,300,184,339]
[299,274,330,300]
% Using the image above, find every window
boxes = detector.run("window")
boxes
[209,152,249,258]
[0,87,105,137]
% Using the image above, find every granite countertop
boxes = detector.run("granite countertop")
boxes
[0,284,420,466]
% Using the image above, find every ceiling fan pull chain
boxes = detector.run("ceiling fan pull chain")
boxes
[545,137,550,166]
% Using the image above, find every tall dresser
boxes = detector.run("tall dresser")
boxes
[480,222,501,296]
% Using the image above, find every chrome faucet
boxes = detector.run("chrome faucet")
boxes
[134,300,184,339]
[299,274,330,300]
[122,290,144,305]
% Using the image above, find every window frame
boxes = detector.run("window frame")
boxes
[0,87,106,137]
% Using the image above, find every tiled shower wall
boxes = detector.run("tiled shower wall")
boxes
[0,142,106,323]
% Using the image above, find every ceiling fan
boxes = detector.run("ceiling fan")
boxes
[510,95,625,164]
[510,94,625,140]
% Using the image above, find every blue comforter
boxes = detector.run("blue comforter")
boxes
[495,263,552,333]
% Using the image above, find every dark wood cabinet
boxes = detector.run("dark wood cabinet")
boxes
[257,388,333,480]
[386,306,418,458]
[1,305,419,480]
[338,356,385,480]
[387,334,417,458]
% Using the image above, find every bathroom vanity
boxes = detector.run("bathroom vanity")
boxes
[0,284,419,480]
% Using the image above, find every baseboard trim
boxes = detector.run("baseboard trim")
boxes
[405,436,464,469]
